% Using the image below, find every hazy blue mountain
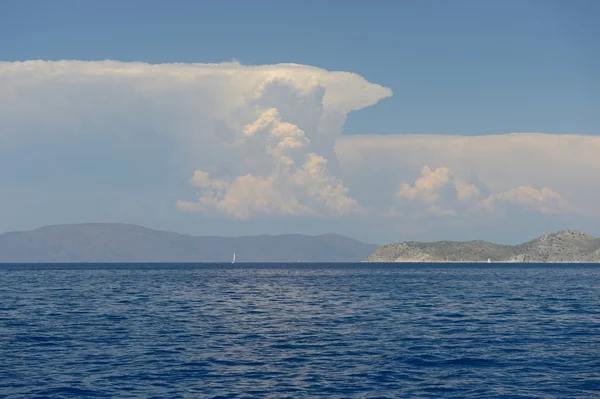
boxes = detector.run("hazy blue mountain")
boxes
[0,223,377,263]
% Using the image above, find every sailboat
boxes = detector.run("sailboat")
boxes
[232,253,236,264]
[487,258,491,263]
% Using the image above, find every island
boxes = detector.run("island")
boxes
[364,230,600,263]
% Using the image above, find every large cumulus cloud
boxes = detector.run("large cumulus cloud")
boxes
[0,60,392,219]
[2,60,599,242]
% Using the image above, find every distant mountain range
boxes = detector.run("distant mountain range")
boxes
[4,224,597,264]
[0,223,377,263]
[364,230,600,263]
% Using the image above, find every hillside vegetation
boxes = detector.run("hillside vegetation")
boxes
[364,230,600,263]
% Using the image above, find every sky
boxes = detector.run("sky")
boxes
[1,0,599,244]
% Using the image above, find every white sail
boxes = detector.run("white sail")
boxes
[487,258,491,263]
[232,253,236,264]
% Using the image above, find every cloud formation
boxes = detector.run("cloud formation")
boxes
[393,165,570,218]
[176,152,362,219]
[1,60,598,242]
[1,60,391,219]
[336,133,600,220]
[187,103,364,218]
[486,185,570,215]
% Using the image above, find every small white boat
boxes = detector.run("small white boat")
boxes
[487,258,491,263]
[232,253,236,264]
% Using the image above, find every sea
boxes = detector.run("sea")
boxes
[1,263,599,398]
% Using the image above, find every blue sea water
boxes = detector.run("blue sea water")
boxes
[0,263,599,398]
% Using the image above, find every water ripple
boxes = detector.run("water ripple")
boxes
[0,264,599,398]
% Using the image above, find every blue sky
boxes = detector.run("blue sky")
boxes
[2,0,598,135]
[1,0,599,243]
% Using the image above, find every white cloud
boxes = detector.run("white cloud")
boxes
[396,166,455,204]
[174,79,372,219]
[395,166,459,217]
[336,133,600,219]
[177,153,362,219]
[2,60,598,241]
[455,179,482,202]
[0,60,391,219]
[488,185,570,214]
[177,172,313,219]
[393,164,570,217]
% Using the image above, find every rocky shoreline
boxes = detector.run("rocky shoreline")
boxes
[364,230,600,263]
